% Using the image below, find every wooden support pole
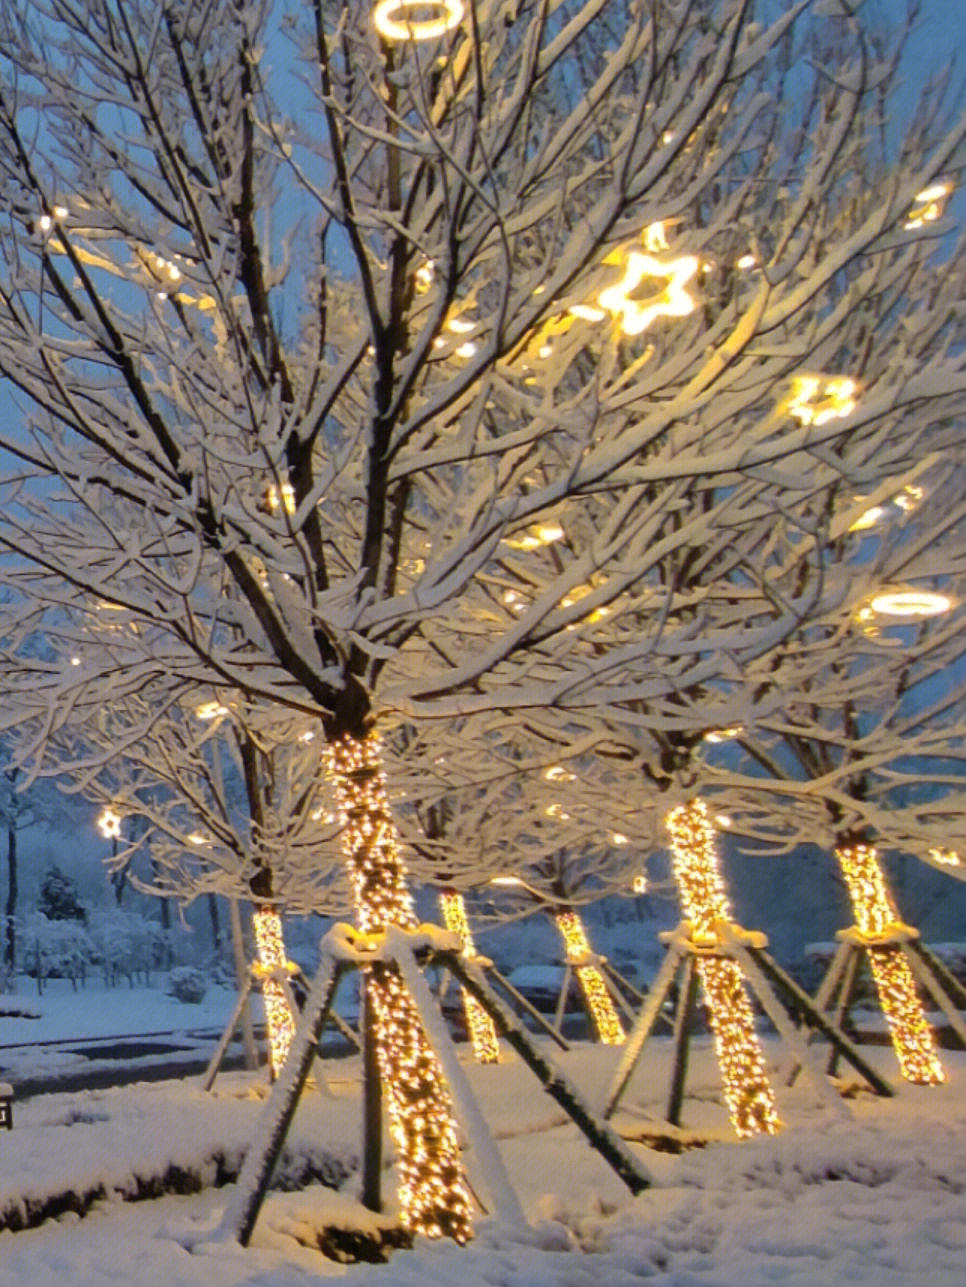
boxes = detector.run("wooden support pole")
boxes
[747,946,891,1097]
[203,974,255,1092]
[906,940,966,1010]
[827,947,863,1078]
[904,945,966,1047]
[223,955,345,1247]
[604,943,684,1119]
[666,956,698,1127]
[442,951,652,1196]
[360,976,383,1213]
[485,965,570,1051]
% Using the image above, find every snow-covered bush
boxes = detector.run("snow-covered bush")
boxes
[18,912,93,993]
[166,966,207,1005]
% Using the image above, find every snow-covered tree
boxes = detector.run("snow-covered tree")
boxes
[0,0,963,1239]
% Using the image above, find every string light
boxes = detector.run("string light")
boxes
[326,733,472,1243]
[502,522,564,551]
[598,250,698,336]
[835,842,944,1085]
[97,807,122,840]
[439,890,499,1064]
[703,726,743,744]
[251,905,298,1081]
[784,374,857,426]
[372,0,464,41]
[666,800,780,1138]
[554,911,625,1046]
[263,482,296,516]
[632,873,647,895]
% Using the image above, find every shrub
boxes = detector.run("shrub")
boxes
[166,966,207,1004]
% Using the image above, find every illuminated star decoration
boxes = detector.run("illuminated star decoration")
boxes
[784,374,857,426]
[598,250,698,336]
[372,0,464,41]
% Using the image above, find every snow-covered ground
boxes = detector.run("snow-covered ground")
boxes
[0,973,963,1287]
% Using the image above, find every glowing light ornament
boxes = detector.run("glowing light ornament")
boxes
[784,374,857,426]
[598,250,698,336]
[251,905,298,1080]
[372,0,463,41]
[665,800,780,1137]
[904,182,952,229]
[929,847,961,868]
[835,842,944,1085]
[439,891,500,1064]
[868,589,951,618]
[97,807,122,840]
[555,910,625,1046]
[326,733,472,1243]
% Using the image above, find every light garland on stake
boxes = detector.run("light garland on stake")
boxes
[554,910,626,1046]
[665,800,780,1138]
[835,842,944,1085]
[326,732,473,1243]
[439,890,500,1063]
[251,905,298,1080]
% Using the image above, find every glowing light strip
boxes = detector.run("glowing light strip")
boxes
[598,251,698,335]
[327,733,472,1242]
[251,906,297,1081]
[439,891,499,1064]
[835,843,944,1085]
[555,910,625,1046]
[372,0,463,41]
[666,800,780,1137]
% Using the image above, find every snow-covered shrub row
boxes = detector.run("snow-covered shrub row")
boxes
[18,910,180,992]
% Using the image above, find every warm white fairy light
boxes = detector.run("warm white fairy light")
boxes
[666,800,781,1138]
[264,481,296,516]
[894,483,924,513]
[439,890,499,1064]
[835,841,944,1085]
[372,0,464,41]
[544,765,577,783]
[632,873,647,895]
[251,905,298,1080]
[868,589,951,618]
[598,251,698,336]
[703,726,743,744]
[904,182,952,229]
[97,807,122,840]
[554,911,625,1046]
[849,504,886,532]
[326,733,472,1242]
[503,522,564,551]
[784,374,857,426]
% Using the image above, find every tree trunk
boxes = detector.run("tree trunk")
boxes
[4,819,16,984]
[326,730,472,1243]
[834,837,944,1085]
[208,893,223,954]
[665,799,780,1138]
